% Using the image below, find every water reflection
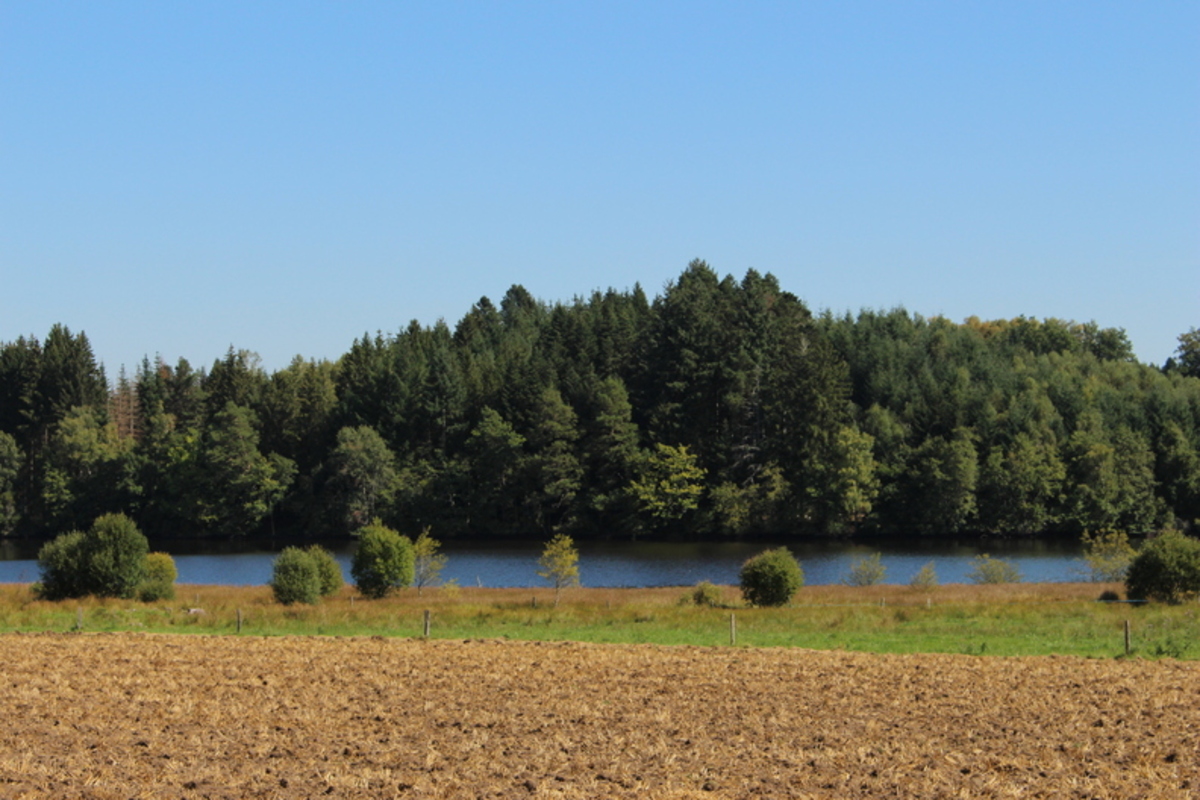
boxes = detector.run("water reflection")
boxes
[0,538,1089,587]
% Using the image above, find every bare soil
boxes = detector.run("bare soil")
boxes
[0,632,1196,798]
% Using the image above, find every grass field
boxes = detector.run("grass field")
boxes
[1,581,1197,660]
[1,632,1196,798]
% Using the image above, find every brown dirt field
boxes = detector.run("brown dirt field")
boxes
[0,633,1196,799]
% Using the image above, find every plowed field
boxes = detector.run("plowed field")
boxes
[0,633,1196,799]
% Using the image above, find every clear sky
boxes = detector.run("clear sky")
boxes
[2,1,1196,376]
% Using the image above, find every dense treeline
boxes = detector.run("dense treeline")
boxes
[2,261,1198,543]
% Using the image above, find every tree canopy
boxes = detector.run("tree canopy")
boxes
[2,262,1197,543]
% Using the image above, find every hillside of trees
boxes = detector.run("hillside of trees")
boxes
[2,261,1198,543]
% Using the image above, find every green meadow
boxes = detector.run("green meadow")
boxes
[2,581,1196,660]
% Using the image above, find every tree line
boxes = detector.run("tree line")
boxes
[1,260,1198,543]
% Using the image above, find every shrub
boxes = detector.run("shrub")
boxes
[1125,530,1200,604]
[844,553,886,586]
[1081,529,1136,582]
[36,530,89,600]
[1097,590,1121,602]
[138,552,178,601]
[967,554,1021,584]
[351,521,414,599]
[739,548,803,607]
[270,547,321,605]
[681,580,724,607]
[306,545,344,597]
[36,513,149,600]
[910,562,938,589]
[82,513,150,599]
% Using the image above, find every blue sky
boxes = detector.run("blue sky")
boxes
[2,2,1196,375]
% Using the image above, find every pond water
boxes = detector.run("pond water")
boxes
[0,537,1093,587]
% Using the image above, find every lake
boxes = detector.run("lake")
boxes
[0,537,1094,587]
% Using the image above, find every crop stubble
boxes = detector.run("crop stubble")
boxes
[0,633,1195,799]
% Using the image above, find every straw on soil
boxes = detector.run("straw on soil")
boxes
[0,632,1195,799]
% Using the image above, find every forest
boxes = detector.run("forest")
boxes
[1,261,1198,544]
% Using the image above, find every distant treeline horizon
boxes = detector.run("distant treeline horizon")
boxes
[2,260,1198,543]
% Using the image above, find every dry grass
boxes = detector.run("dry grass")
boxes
[0,632,1196,798]
[2,581,1190,659]
[0,579,1128,615]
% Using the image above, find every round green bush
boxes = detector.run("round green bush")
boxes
[351,522,414,599]
[270,547,322,605]
[307,545,344,597]
[36,513,149,600]
[36,530,89,600]
[84,513,150,599]
[138,552,178,601]
[739,547,804,607]
[143,551,178,584]
[1126,530,1200,604]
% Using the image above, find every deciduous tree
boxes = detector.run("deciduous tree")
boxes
[413,528,447,596]
[537,532,580,606]
[325,425,397,533]
[629,443,705,530]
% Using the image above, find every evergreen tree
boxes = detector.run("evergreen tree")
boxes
[0,336,41,445]
[579,376,642,535]
[523,388,583,534]
[203,348,267,421]
[36,324,107,431]
[191,403,295,536]
[463,408,526,537]
[0,432,21,535]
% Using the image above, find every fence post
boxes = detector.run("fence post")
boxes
[423,609,431,638]
[75,607,83,631]
[730,613,737,646]
[1124,619,1131,655]
[236,608,243,634]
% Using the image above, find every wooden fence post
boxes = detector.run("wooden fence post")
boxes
[75,607,83,631]
[423,609,431,638]
[1124,619,1131,655]
[236,608,243,634]
[730,613,737,646]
